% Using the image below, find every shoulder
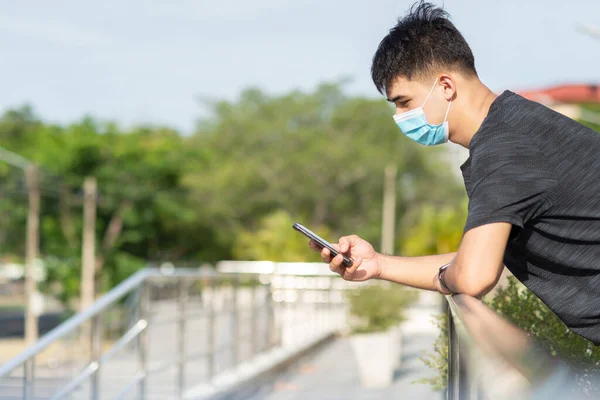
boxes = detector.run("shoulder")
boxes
[470,123,539,167]
[467,124,557,194]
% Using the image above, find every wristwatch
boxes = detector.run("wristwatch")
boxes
[438,262,454,294]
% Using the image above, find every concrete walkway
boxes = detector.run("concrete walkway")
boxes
[255,292,444,400]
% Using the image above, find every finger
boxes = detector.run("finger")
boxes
[347,235,361,247]
[308,240,321,252]
[329,254,344,275]
[321,248,331,263]
[339,237,350,253]
[345,256,362,274]
[339,235,359,254]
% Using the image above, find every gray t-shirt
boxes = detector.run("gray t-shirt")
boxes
[461,90,600,345]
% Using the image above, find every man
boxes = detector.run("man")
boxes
[310,1,600,345]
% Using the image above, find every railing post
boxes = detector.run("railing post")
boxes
[177,279,187,398]
[138,282,149,400]
[447,299,473,399]
[251,283,259,357]
[23,357,34,400]
[446,301,459,400]
[91,313,103,400]
[265,280,274,351]
[328,277,335,331]
[207,278,216,381]
[232,276,240,366]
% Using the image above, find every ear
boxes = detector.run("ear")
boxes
[438,74,456,101]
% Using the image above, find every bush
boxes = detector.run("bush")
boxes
[346,283,417,334]
[420,276,600,391]
[418,311,448,390]
[232,210,332,263]
[490,276,600,393]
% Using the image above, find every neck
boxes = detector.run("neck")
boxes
[451,83,497,149]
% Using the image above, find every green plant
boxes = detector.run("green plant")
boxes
[420,276,600,391]
[417,311,448,390]
[489,277,600,369]
[232,210,331,263]
[346,283,417,334]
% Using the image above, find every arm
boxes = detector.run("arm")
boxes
[377,252,457,291]
[438,222,510,297]
[313,236,455,286]
[316,223,508,297]
[377,222,509,297]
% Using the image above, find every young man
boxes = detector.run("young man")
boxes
[309,1,600,345]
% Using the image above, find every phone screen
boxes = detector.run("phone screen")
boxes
[293,223,353,267]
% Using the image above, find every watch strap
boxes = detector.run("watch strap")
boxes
[438,262,454,294]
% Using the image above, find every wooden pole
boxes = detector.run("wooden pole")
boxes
[381,165,397,255]
[25,166,40,345]
[81,177,97,311]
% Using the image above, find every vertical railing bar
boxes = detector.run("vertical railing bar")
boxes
[284,278,291,348]
[298,286,304,341]
[23,358,33,400]
[31,357,36,400]
[458,328,470,400]
[207,278,216,381]
[138,282,149,400]
[259,282,265,352]
[251,282,259,357]
[177,278,187,398]
[312,284,317,336]
[232,276,239,367]
[316,286,322,335]
[30,357,35,400]
[91,313,103,400]
[330,281,335,332]
[446,301,458,400]
[265,280,273,352]
[275,274,282,347]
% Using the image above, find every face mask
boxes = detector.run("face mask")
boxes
[392,79,452,146]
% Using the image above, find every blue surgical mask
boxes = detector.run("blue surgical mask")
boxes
[392,79,452,146]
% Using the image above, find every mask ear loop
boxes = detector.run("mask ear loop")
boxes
[443,100,452,123]
[422,78,439,108]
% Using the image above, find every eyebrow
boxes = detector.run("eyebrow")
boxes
[387,95,406,103]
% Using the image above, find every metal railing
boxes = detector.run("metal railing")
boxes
[445,294,596,399]
[0,264,356,399]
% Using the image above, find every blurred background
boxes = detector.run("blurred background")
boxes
[0,0,600,398]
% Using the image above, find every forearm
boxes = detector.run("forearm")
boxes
[377,252,456,291]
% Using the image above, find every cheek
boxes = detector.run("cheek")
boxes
[424,102,448,124]
[430,111,446,125]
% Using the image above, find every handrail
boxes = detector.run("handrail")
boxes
[0,263,351,399]
[0,269,150,378]
[49,320,148,400]
[445,293,593,399]
[0,268,226,378]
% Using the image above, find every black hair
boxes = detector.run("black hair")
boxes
[371,1,477,94]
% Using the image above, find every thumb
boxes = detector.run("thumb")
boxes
[348,235,361,247]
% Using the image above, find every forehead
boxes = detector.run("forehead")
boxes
[386,76,428,100]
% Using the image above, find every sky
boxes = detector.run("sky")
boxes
[1,0,599,133]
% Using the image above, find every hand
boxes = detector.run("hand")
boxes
[309,235,382,282]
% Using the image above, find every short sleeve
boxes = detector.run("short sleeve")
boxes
[464,131,557,234]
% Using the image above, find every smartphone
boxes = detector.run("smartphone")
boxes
[293,222,353,267]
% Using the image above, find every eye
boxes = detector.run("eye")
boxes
[398,100,410,108]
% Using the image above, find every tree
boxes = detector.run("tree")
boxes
[0,81,466,306]
[189,82,465,253]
